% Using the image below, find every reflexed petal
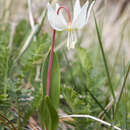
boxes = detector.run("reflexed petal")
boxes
[56,3,67,27]
[56,3,61,11]
[56,3,60,11]
[86,1,95,24]
[73,0,81,20]
[72,1,89,29]
[47,3,67,31]
[67,31,77,49]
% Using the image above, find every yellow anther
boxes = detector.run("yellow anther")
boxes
[67,24,72,32]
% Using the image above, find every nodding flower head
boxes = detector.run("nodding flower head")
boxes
[47,0,95,49]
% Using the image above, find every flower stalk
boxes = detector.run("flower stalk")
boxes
[46,0,95,96]
[46,29,56,96]
[46,6,71,96]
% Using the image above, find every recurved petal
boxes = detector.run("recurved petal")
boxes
[56,3,60,11]
[47,3,67,31]
[55,3,67,27]
[72,1,89,29]
[73,0,81,20]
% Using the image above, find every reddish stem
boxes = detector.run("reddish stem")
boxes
[46,6,71,97]
[46,30,56,96]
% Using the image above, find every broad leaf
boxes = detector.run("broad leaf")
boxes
[41,51,60,109]
[38,96,59,130]
[38,51,60,129]
[46,97,59,130]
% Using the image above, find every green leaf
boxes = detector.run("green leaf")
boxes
[46,97,59,130]
[41,51,60,109]
[76,47,92,73]
[93,12,115,100]
[38,100,44,129]
[38,51,60,129]
[38,96,59,130]
[38,97,50,130]
[63,87,90,114]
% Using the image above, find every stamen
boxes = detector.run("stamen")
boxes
[67,24,72,32]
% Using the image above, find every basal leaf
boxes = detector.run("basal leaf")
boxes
[41,51,60,109]
[38,51,60,129]
[46,97,59,130]
[38,97,51,130]
[38,96,59,130]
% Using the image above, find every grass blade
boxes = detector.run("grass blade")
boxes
[93,11,116,101]
[63,50,110,120]
[115,64,130,116]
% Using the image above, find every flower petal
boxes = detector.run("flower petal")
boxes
[47,3,67,31]
[56,3,60,11]
[86,1,95,24]
[56,3,67,27]
[73,0,81,20]
[72,1,89,29]
[67,31,77,49]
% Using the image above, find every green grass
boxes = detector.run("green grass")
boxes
[0,0,130,130]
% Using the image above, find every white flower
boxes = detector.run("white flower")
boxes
[47,0,95,49]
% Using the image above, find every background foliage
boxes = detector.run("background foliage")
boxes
[0,0,130,130]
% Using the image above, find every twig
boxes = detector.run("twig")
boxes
[60,114,121,130]
[8,22,16,48]
[28,117,40,130]
[27,0,36,42]
[0,113,17,130]
[98,90,120,119]
[0,117,12,130]
[15,9,46,62]
[27,0,35,31]
[3,0,12,24]
[35,65,41,82]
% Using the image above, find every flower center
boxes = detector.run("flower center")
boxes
[57,6,73,32]
[67,24,72,32]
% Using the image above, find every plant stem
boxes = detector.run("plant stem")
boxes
[115,64,130,116]
[46,30,56,96]
[27,0,35,31]
[46,5,71,96]
[60,114,121,130]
